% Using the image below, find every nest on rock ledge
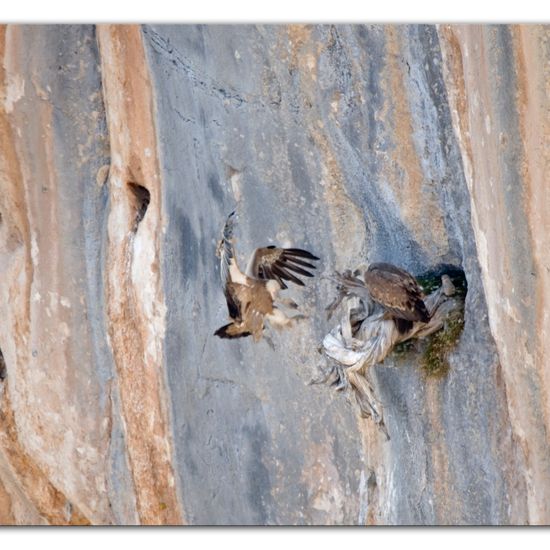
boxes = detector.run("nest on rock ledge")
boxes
[312,268,466,440]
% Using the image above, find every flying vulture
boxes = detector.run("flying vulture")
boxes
[214,212,320,342]
[328,262,430,334]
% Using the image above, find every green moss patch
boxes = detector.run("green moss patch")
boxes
[420,311,465,378]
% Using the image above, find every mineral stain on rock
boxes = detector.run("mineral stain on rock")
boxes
[0,23,548,525]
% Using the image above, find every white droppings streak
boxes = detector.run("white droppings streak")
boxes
[230,171,242,202]
[31,234,39,267]
[4,73,25,113]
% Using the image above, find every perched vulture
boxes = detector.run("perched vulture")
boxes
[214,212,320,342]
[328,262,430,334]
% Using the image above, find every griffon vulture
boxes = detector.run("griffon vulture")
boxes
[215,212,320,342]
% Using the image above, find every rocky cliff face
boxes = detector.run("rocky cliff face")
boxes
[0,24,548,525]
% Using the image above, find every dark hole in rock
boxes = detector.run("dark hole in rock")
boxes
[415,264,468,298]
[128,182,151,229]
[0,348,6,381]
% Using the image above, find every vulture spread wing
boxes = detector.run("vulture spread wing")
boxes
[215,212,251,338]
[365,262,430,323]
[218,211,237,286]
[247,246,320,289]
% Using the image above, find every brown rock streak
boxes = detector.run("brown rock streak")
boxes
[0,388,90,525]
[282,26,367,267]
[97,25,183,524]
[1,24,117,524]
[514,25,550,449]
[439,24,550,524]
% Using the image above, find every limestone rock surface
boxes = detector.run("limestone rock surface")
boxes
[0,24,548,525]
